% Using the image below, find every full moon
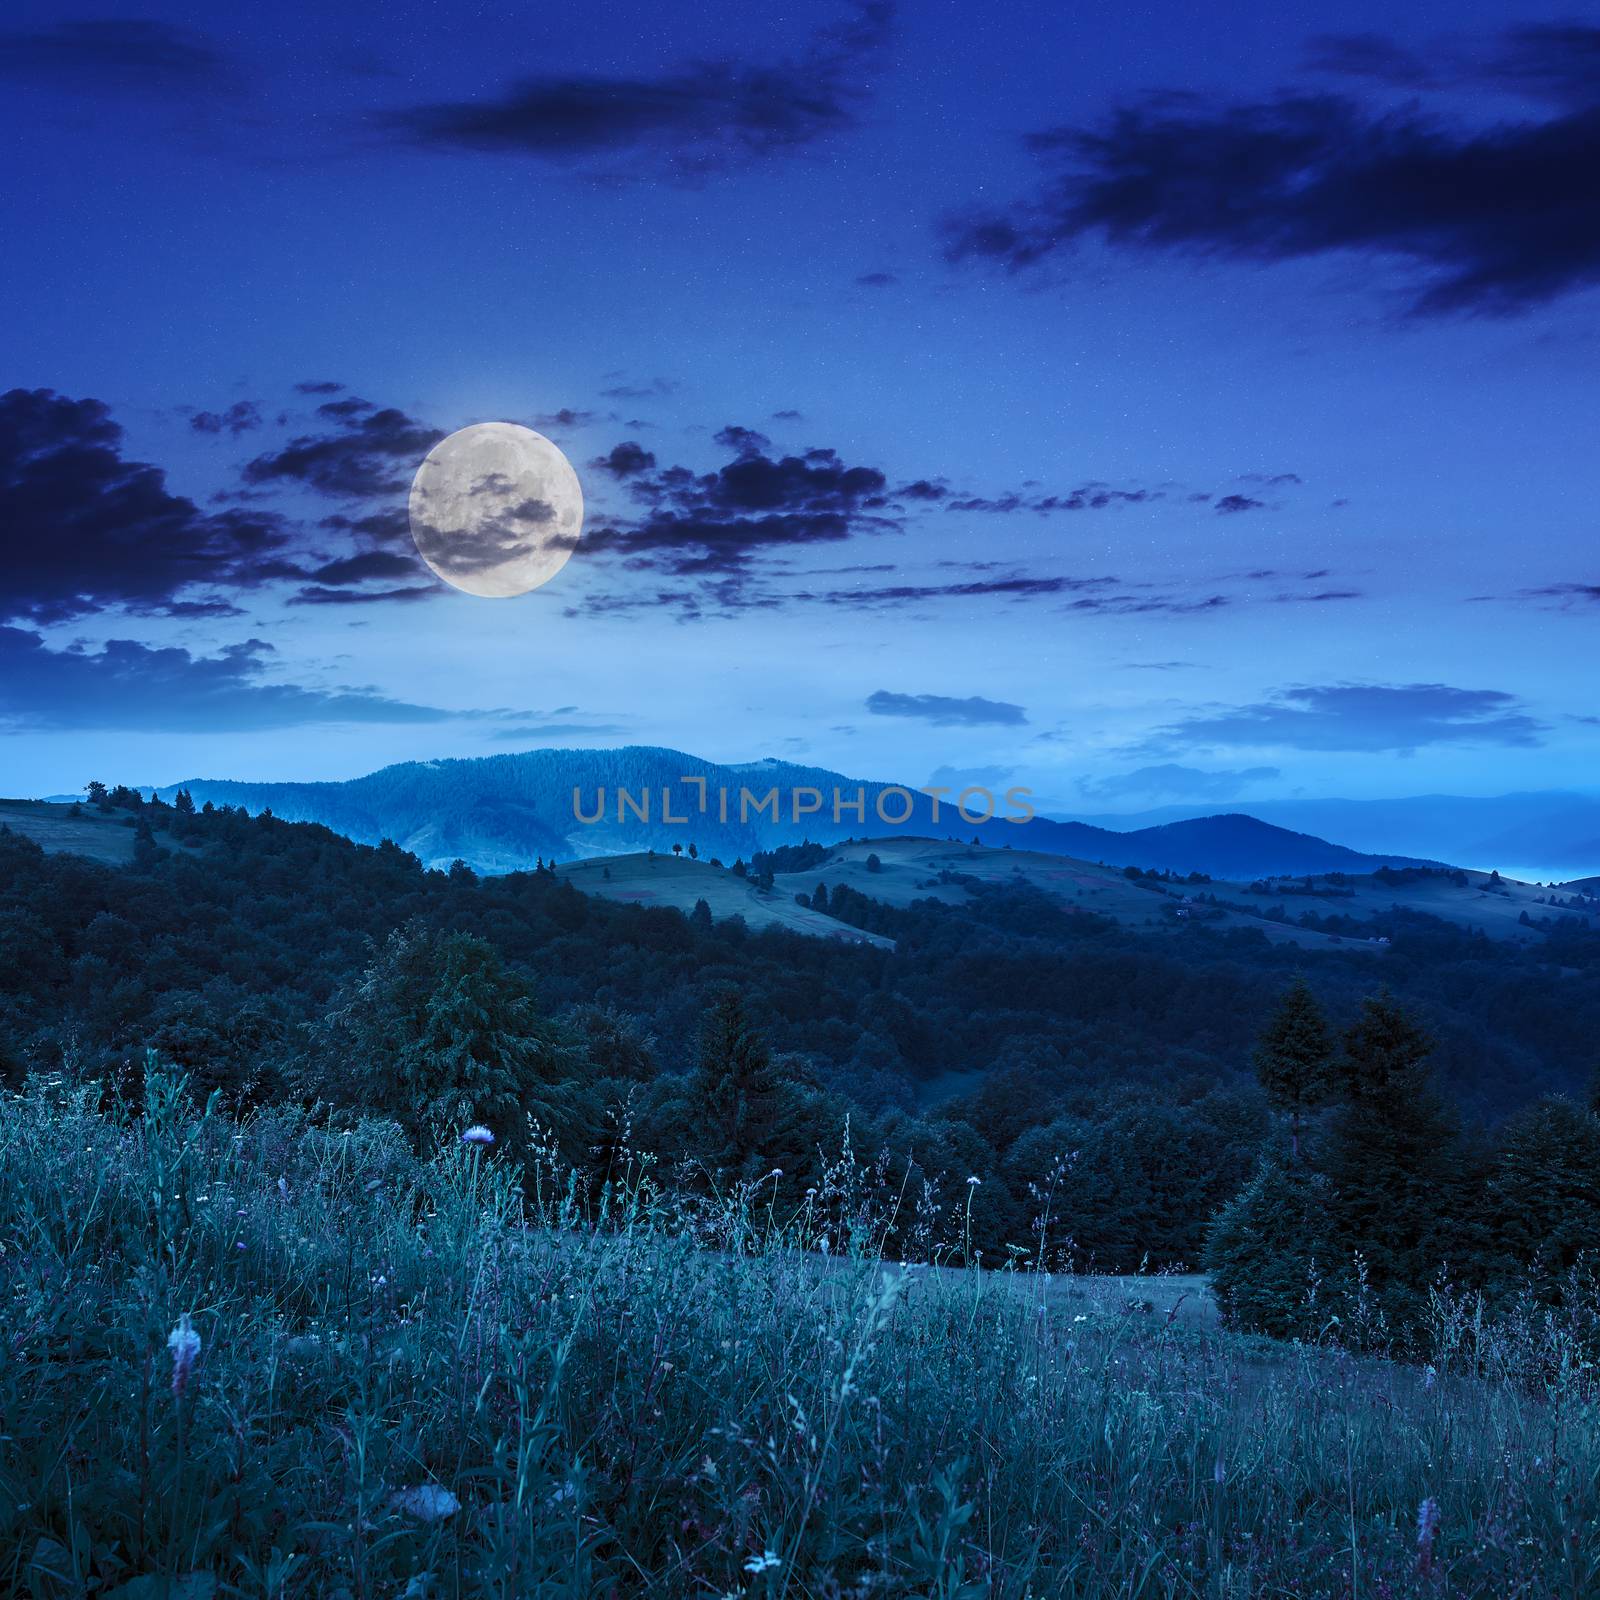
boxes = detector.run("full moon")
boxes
[408,422,584,598]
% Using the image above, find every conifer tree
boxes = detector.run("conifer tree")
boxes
[1320,991,1463,1333]
[1252,977,1334,1161]
[1487,1095,1600,1294]
[690,988,793,1181]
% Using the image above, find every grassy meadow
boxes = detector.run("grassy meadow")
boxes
[4,1064,1597,1600]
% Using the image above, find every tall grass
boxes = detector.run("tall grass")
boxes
[3,1065,1597,1598]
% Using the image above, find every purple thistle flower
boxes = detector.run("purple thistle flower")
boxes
[460,1125,494,1147]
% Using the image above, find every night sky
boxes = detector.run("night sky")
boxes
[3,0,1597,815]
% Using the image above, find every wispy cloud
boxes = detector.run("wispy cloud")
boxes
[1147,682,1546,754]
[866,689,1027,727]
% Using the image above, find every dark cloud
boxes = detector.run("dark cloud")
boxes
[189,400,262,437]
[243,405,443,499]
[0,20,225,92]
[943,484,1157,514]
[598,376,679,402]
[0,627,459,732]
[385,2,891,180]
[316,507,413,548]
[1214,494,1265,514]
[1515,581,1600,606]
[304,551,422,586]
[1077,763,1281,803]
[1152,683,1545,753]
[293,379,344,395]
[812,574,1118,608]
[713,424,771,456]
[1303,33,1436,89]
[866,689,1027,727]
[1310,23,1600,109]
[315,396,376,421]
[590,440,657,478]
[856,270,897,287]
[529,407,595,430]
[946,25,1600,317]
[0,387,291,624]
[771,408,805,421]
[286,584,438,607]
[583,429,892,577]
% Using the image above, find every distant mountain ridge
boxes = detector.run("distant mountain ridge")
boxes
[150,746,1444,880]
[1065,790,1600,882]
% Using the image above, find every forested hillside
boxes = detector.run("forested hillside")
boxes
[3,787,1598,1297]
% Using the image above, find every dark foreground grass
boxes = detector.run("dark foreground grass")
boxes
[3,1070,1597,1599]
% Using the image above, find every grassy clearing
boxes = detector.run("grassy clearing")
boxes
[3,1068,1597,1599]
[555,852,894,948]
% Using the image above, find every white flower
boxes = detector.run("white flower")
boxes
[744,1552,782,1574]
[966,1175,981,1187]
[391,1484,460,1522]
[460,1125,495,1146]
[1422,1364,1437,1391]
[168,1313,201,1396]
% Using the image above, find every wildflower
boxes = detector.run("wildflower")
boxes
[767,1168,783,1179]
[966,1175,981,1187]
[277,1176,289,1198]
[1213,1458,1227,1485]
[460,1125,495,1146]
[1423,1364,1437,1391]
[391,1484,460,1522]
[744,1552,781,1574]
[168,1313,201,1397]
[1416,1496,1440,1576]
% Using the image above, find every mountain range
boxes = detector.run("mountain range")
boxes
[1066,791,1600,883]
[147,747,1444,881]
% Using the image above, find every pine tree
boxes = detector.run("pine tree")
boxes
[1320,991,1464,1335]
[132,817,165,870]
[690,897,713,932]
[690,988,794,1181]
[1487,1095,1600,1296]
[1206,1156,1339,1339]
[317,922,565,1147]
[812,881,829,914]
[1252,977,1333,1161]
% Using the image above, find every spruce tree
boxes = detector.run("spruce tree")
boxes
[1252,977,1334,1161]
[690,988,793,1181]
[1487,1095,1600,1296]
[1320,991,1463,1336]
[1206,1156,1339,1339]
